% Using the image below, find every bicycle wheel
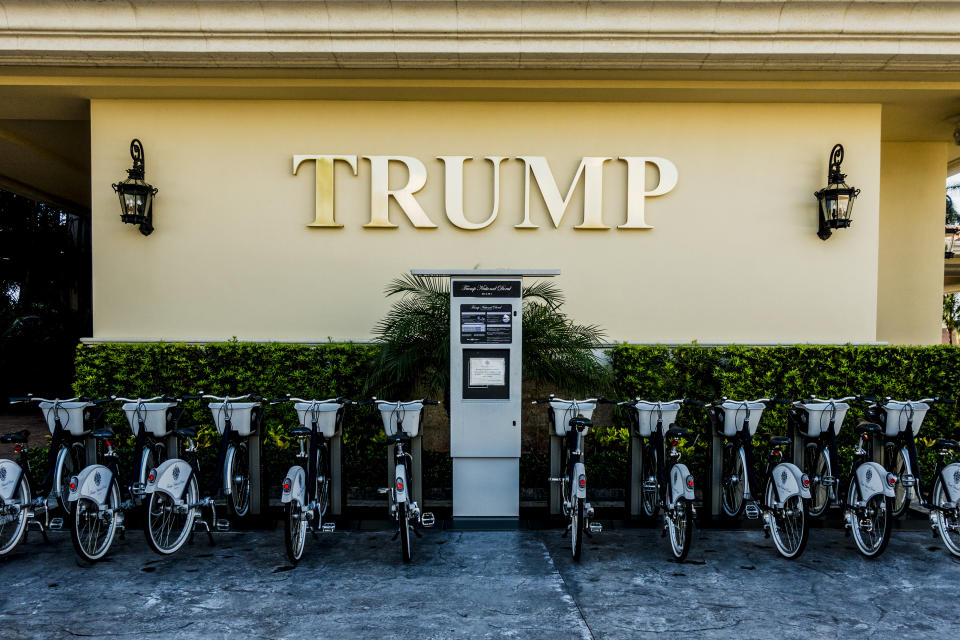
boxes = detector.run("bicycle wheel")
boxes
[765,481,808,559]
[227,442,250,518]
[666,497,694,561]
[931,478,960,557]
[56,446,78,515]
[398,501,411,563]
[721,445,746,518]
[890,448,911,519]
[0,475,30,556]
[315,445,330,519]
[807,447,831,518]
[641,443,660,519]
[71,479,120,562]
[145,474,198,555]
[571,497,584,561]
[284,499,307,564]
[847,480,892,558]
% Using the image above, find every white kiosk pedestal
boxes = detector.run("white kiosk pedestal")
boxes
[412,269,559,522]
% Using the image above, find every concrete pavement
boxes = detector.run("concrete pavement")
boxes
[1,523,958,639]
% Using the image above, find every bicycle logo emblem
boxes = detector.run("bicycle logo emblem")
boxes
[780,471,788,485]
[865,469,873,484]
[172,466,180,481]
[94,471,102,486]
[0,468,6,482]
[953,470,960,486]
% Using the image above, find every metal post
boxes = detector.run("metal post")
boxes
[710,432,723,519]
[84,437,97,467]
[628,433,642,518]
[330,432,343,515]
[249,433,261,515]
[549,434,563,516]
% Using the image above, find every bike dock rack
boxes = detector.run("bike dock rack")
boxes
[549,434,563,516]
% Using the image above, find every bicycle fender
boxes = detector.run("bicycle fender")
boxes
[940,463,960,503]
[146,459,194,502]
[772,463,811,501]
[572,461,587,499]
[222,444,236,496]
[395,463,408,503]
[281,465,306,505]
[67,464,113,505]
[0,459,25,501]
[856,462,894,501]
[668,463,694,508]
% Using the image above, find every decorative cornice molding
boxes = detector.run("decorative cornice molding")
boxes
[3,1,960,71]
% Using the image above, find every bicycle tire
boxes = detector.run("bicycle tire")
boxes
[56,446,78,516]
[70,479,120,562]
[667,497,694,561]
[807,447,831,518]
[847,480,892,558]
[571,497,584,561]
[226,442,250,518]
[284,499,307,564]
[398,501,411,563]
[932,478,960,557]
[0,474,30,556]
[890,447,911,519]
[315,445,330,519]
[765,482,808,559]
[641,443,660,519]
[721,444,746,518]
[145,473,198,556]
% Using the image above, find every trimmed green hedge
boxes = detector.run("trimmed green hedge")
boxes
[612,344,960,480]
[73,341,389,491]
[70,342,960,499]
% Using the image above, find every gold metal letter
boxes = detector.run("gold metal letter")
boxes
[363,156,437,229]
[438,156,505,230]
[619,157,679,229]
[292,155,358,228]
[515,156,611,230]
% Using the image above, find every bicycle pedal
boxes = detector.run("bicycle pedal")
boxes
[420,512,435,528]
[589,522,603,535]
[214,519,230,532]
[901,475,916,488]
[377,487,390,494]
[821,476,836,487]
[547,477,564,483]
[131,482,146,495]
[744,504,761,520]
[642,479,658,489]
[320,522,336,533]
[48,518,63,531]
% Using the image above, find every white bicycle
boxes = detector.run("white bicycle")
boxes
[534,395,608,561]
[370,398,437,563]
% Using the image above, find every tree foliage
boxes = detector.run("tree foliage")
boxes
[367,273,610,400]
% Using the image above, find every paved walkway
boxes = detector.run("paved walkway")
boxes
[1,524,957,639]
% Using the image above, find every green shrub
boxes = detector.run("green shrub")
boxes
[612,344,960,481]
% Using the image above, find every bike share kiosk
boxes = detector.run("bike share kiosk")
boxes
[412,269,559,521]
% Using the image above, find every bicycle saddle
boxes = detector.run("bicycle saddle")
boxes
[569,416,592,431]
[174,425,200,439]
[91,426,115,439]
[766,435,792,447]
[290,426,312,437]
[855,422,882,435]
[665,427,689,439]
[0,429,29,444]
[934,439,959,451]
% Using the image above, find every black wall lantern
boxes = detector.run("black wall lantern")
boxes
[814,144,860,241]
[112,139,158,236]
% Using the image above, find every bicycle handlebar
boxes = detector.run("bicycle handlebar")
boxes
[112,395,169,404]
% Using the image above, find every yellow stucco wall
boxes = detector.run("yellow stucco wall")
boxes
[90,99,882,343]
[877,142,946,345]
